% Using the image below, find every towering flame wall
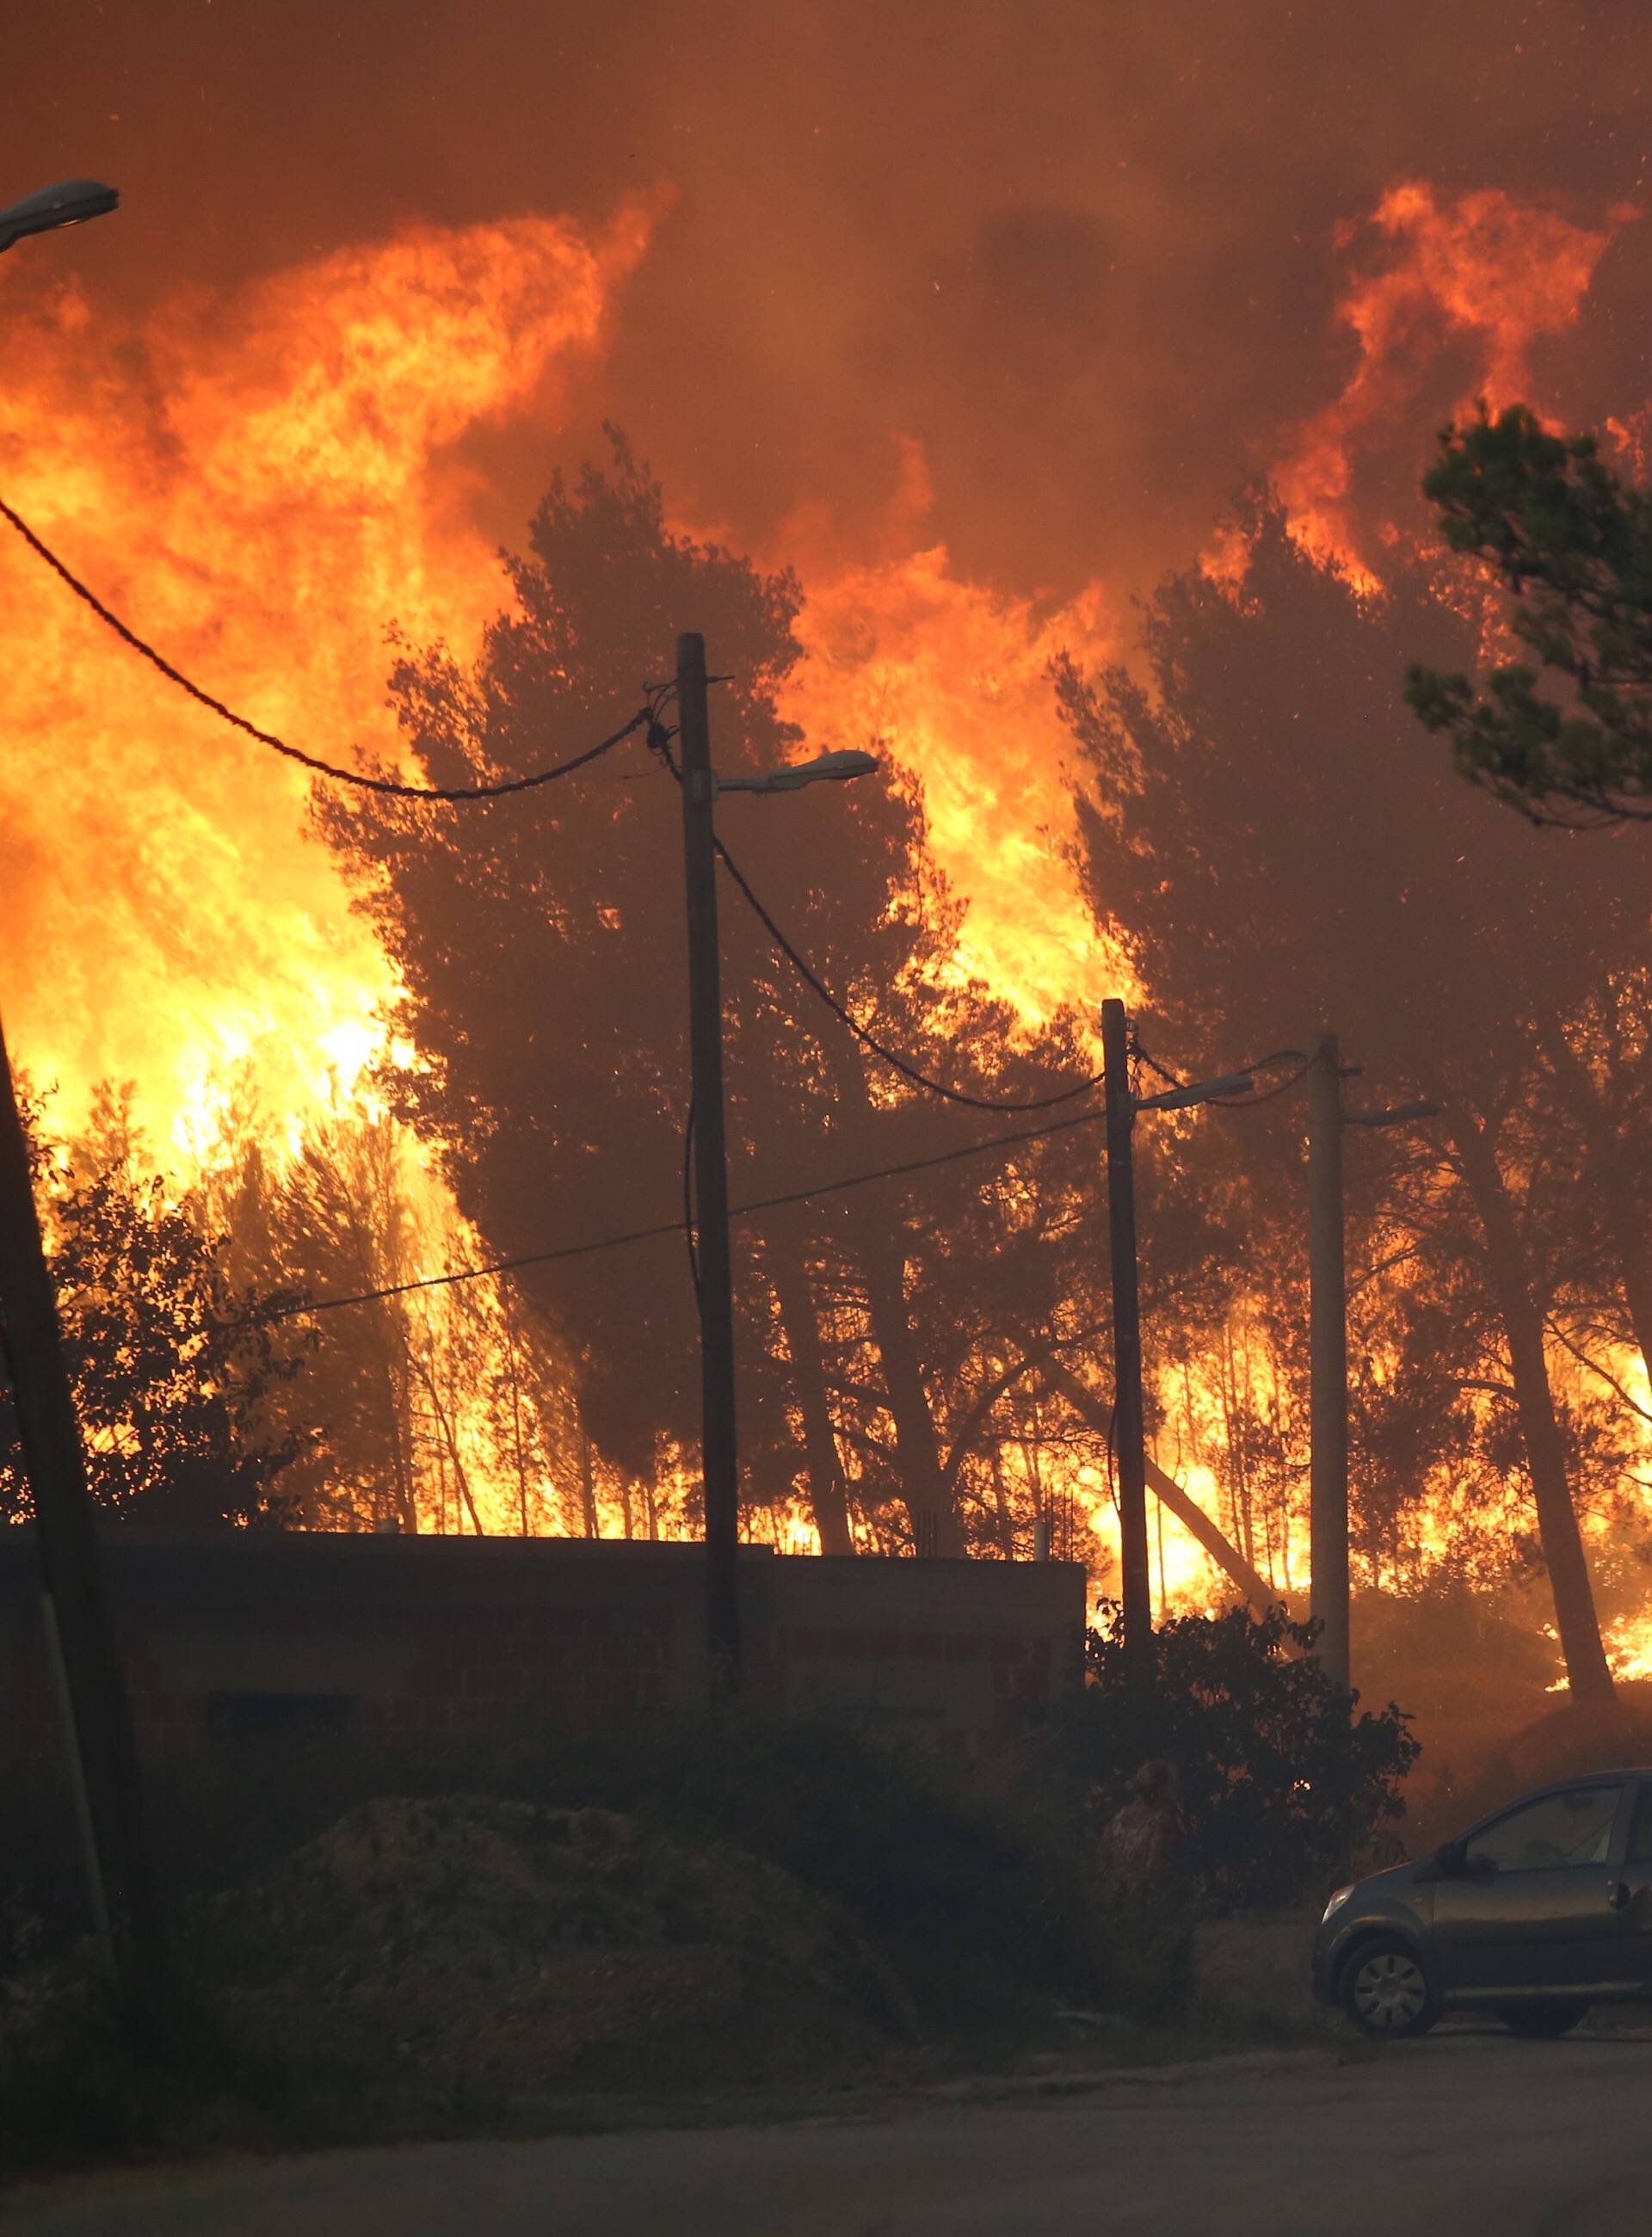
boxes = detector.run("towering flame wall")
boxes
[0,140,1646,1620]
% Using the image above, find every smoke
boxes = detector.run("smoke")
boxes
[12,1,1650,601]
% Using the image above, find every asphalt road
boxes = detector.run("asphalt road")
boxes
[6,2029,1652,2237]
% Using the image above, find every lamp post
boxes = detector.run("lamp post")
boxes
[0,176,157,2023]
[675,633,877,1696]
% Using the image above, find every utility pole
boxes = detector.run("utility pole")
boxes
[1100,1005,1255,1659]
[1101,998,1151,1652]
[676,632,741,1693]
[1308,1032,1439,1696]
[1308,1031,1350,1692]
[0,1013,161,2018]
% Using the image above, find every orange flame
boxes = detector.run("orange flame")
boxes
[1277,182,1624,582]
[0,201,657,1152]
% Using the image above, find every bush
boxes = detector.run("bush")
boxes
[1048,1603,1420,1909]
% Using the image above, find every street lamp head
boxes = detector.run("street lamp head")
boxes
[716,749,882,795]
[0,179,120,256]
[793,749,880,784]
[1136,1071,1254,1113]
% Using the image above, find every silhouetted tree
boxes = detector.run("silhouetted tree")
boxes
[0,1086,304,1526]
[322,436,1105,1556]
[1060,494,1652,1705]
[1407,405,1652,826]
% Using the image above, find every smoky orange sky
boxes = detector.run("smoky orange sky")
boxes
[3,3,1651,1151]
[11,1,1651,594]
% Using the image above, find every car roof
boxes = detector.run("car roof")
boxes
[1505,1769,1652,1796]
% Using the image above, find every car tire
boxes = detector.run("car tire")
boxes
[1339,1935,1440,2039]
[1495,2001,1587,2039]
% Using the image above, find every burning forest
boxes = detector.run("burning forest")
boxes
[4,6,1652,1758]
[15,4,1652,2208]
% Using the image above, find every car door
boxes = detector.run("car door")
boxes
[1432,1781,1626,1995]
[1607,1777,1652,1989]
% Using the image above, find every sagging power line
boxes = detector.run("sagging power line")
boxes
[648,721,1107,1116]
[264,1102,1108,1326]
[0,497,656,800]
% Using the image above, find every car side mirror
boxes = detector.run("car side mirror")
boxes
[1428,1840,1464,1880]
[1463,1850,1497,1880]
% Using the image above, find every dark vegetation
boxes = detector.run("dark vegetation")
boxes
[1408,404,1652,827]
[1053,1605,1420,1907]
[0,1618,1414,2173]
[1060,487,1652,1706]
[0,1087,304,1529]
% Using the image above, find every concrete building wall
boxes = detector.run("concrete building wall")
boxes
[0,1531,1087,1758]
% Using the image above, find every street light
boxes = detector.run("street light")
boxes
[0,179,120,256]
[713,749,881,796]
[675,635,878,1695]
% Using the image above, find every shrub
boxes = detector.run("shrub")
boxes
[1048,1603,1420,1909]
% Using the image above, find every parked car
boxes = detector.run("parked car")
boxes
[1313,1769,1652,2038]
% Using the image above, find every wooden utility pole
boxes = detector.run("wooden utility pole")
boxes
[0,1013,161,2017]
[1101,998,1151,1651]
[1308,1030,1350,1692]
[676,632,742,1692]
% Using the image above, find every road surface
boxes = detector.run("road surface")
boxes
[5,2027,1651,2235]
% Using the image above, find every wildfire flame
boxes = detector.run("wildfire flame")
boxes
[1278,181,1624,582]
[0,201,656,1151]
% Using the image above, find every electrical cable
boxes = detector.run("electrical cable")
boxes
[263,1101,1106,1325]
[0,496,653,800]
[646,724,1106,1114]
[717,838,1107,1112]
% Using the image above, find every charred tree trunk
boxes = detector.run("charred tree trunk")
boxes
[1449,1112,1614,1709]
[761,1226,854,1556]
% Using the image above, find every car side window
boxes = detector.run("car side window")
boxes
[1628,1785,1652,1866]
[1465,1785,1622,1873]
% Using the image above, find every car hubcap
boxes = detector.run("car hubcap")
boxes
[1353,1950,1426,2029]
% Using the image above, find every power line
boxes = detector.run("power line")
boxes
[0,496,654,800]
[264,1103,1106,1325]
[646,724,1106,1114]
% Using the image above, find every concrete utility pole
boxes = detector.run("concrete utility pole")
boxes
[0,1013,162,2018]
[1308,1031,1439,1695]
[1100,1001,1255,1658]
[1308,1032,1351,1692]
[675,632,742,1694]
[1100,999,1151,1651]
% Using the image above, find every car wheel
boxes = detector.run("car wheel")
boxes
[1340,1936,1439,2039]
[1496,2001,1587,2039]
